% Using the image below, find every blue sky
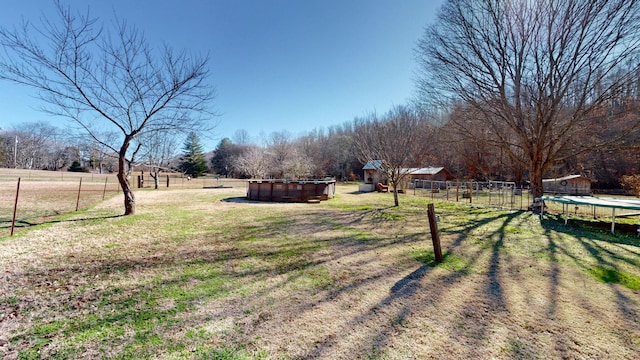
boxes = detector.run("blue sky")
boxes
[0,0,444,150]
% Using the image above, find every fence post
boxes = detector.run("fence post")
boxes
[427,203,443,263]
[75,178,83,211]
[431,181,434,199]
[102,177,108,200]
[446,181,449,201]
[167,175,170,188]
[10,178,21,236]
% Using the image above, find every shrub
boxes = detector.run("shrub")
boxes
[68,161,89,173]
[621,174,640,197]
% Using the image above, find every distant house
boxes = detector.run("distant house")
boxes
[542,175,591,195]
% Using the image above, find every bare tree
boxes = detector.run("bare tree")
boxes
[265,131,294,178]
[353,106,433,206]
[2,122,63,169]
[0,2,214,215]
[139,131,178,189]
[232,129,251,145]
[416,0,640,203]
[232,145,268,179]
[282,148,314,179]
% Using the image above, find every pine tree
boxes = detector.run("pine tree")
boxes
[179,132,208,178]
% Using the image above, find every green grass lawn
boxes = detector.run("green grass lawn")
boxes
[0,185,638,359]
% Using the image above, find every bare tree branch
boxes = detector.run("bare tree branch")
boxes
[0,1,216,214]
[416,0,640,201]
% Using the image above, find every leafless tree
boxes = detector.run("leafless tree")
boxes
[353,106,434,206]
[232,145,268,179]
[232,129,251,145]
[265,131,294,178]
[139,131,178,189]
[282,148,314,179]
[416,0,640,202]
[2,122,64,169]
[0,1,214,215]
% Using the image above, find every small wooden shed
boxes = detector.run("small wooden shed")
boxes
[542,175,591,195]
[363,160,386,185]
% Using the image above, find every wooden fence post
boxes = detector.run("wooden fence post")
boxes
[427,203,443,263]
[10,178,21,236]
[102,177,108,200]
[75,178,83,211]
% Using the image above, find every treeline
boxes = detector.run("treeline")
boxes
[0,122,117,173]
[1,104,638,191]
[210,108,638,190]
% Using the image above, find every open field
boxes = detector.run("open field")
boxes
[0,169,245,236]
[0,183,639,359]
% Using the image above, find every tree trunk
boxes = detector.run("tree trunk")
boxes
[529,160,544,211]
[391,177,400,206]
[118,145,135,215]
[151,170,160,189]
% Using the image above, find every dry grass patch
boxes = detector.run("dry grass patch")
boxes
[0,184,638,359]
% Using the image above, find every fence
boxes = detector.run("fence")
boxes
[0,170,122,236]
[0,170,247,236]
[135,172,247,189]
[412,179,528,209]
[412,178,640,221]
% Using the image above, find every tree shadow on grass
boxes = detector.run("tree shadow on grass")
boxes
[6,203,638,359]
[540,216,640,355]
[0,214,124,231]
[303,210,522,359]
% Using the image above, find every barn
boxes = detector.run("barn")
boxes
[542,175,591,195]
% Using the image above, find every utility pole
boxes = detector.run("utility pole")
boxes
[14,135,17,169]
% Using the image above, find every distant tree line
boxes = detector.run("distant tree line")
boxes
[3,100,638,196]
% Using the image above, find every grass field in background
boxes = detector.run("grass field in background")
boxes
[0,169,246,236]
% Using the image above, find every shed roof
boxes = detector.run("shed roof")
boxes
[362,160,384,170]
[407,167,445,175]
[542,175,589,183]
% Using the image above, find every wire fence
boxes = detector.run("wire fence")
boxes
[0,171,119,236]
[412,179,528,210]
[0,170,247,236]
[3,170,637,236]
[411,179,640,223]
[135,172,247,190]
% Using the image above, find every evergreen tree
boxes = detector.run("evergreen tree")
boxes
[179,132,208,178]
[211,137,246,177]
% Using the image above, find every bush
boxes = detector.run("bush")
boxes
[620,175,640,197]
[68,161,89,173]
